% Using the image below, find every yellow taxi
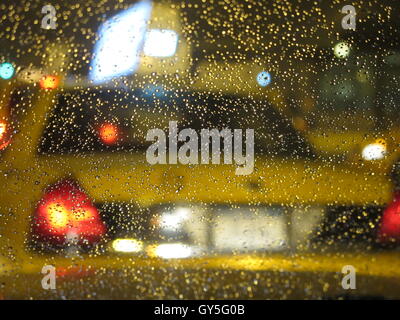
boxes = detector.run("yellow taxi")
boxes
[0,0,399,299]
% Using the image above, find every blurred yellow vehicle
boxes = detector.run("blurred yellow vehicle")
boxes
[0,0,400,300]
[0,76,399,299]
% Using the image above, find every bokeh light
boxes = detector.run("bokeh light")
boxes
[0,121,6,140]
[0,62,15,80]
[39,75,59,90]
[256,71,271,87]
[362,139,387,161]
[333,42,351,59]
[99,123,119,145]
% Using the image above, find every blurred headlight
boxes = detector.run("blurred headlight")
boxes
[151,243,192,259]
[362,141,387,161]
[112,238,143,253]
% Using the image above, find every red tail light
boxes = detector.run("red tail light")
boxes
[33,179,106,245]
[98,122,119,145]
[378,191,400,243]
[0,120,11,150]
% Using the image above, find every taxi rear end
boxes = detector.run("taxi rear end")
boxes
[1,0,400,300]
[1,83,400,299]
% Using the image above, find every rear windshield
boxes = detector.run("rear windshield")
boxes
[38,88,314,158]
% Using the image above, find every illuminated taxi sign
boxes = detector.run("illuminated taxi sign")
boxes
[143,29,178,57]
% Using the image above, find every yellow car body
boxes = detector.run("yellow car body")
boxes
[0,80,399,299]
[0,0,399,300]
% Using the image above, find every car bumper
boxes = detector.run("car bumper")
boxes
[1,252,400,299]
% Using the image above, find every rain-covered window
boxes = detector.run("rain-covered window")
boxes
[0,0,399,301]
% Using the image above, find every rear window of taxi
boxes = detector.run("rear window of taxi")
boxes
[38,87,315,159]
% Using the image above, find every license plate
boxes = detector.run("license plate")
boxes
[212,207,288,252]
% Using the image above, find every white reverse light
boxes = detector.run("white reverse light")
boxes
[89,0,152,84]
[153,243,192,259]
[143,29,178,57]
[112,239,143,253]
[362,142,387,161]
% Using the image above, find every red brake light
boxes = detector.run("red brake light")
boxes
[98,122,119,145]
[378,191,400,243]
[33,179,106,245]
[0,121,6,139]
[0,120,11,150]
